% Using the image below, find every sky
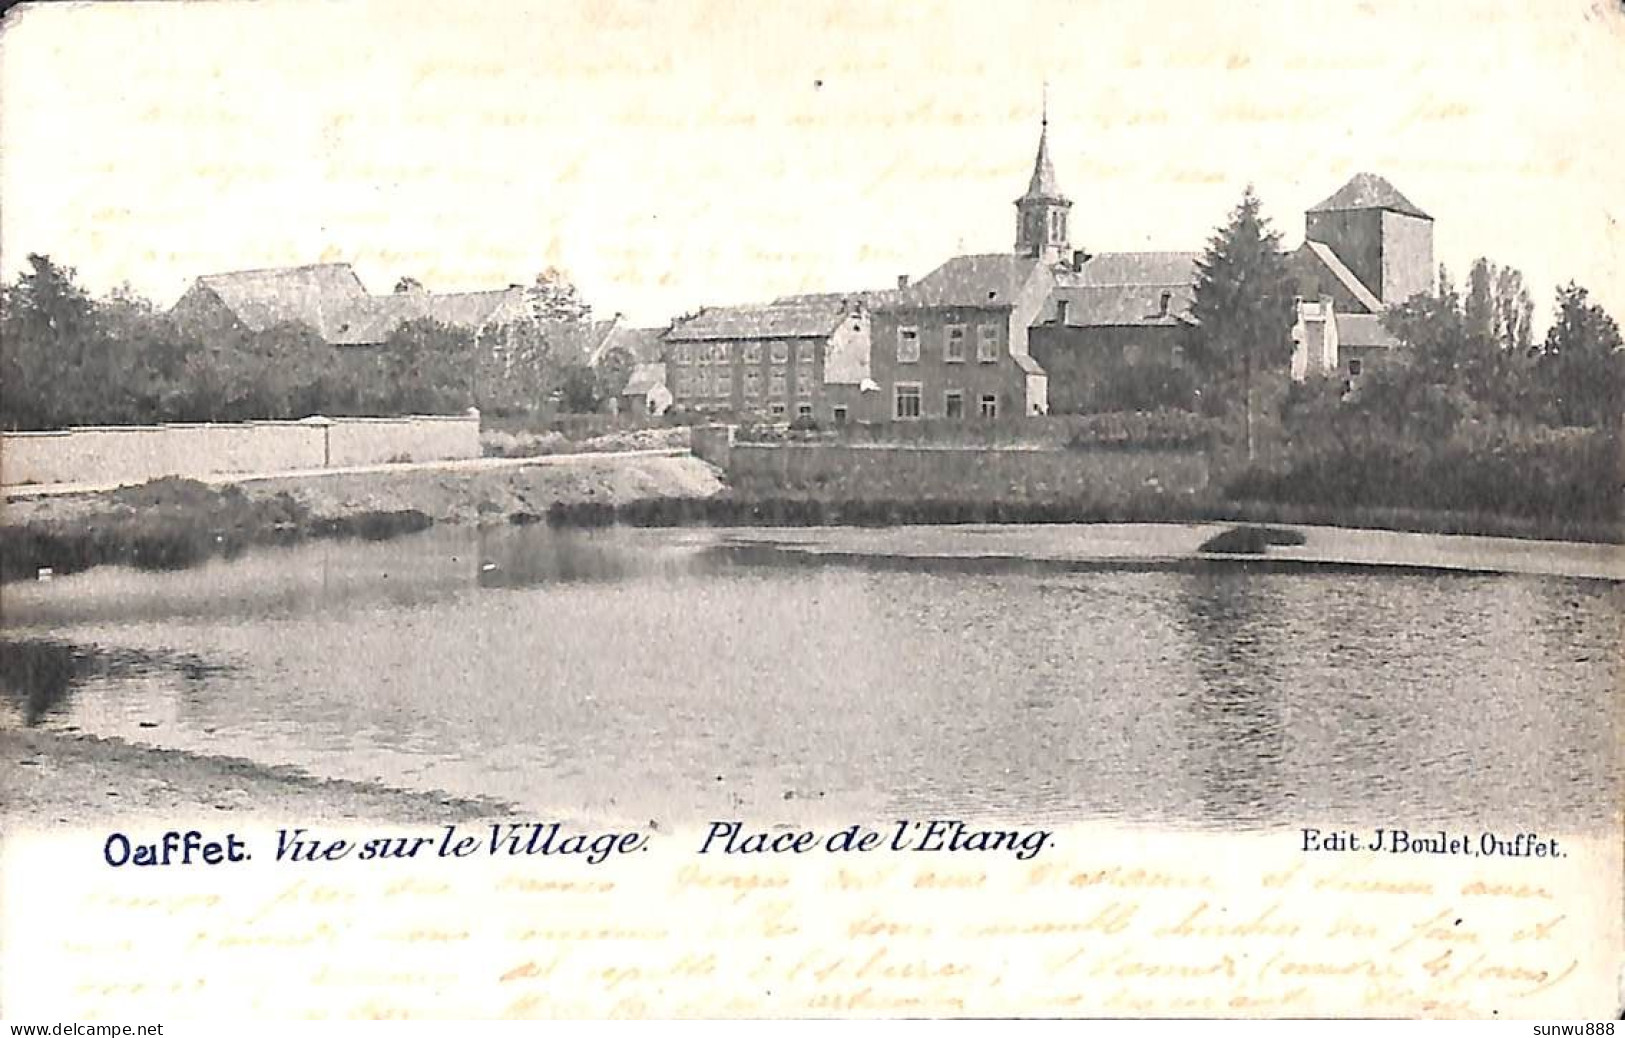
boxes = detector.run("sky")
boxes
[2,0,1622,329]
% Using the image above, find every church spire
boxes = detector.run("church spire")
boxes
[1015,87,1071,262]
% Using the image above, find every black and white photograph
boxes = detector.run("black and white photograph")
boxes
[0,0,1620,1021]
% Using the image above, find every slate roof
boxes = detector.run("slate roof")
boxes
[331,288,526,346]
[1042,284,1196,327]
[884,254,1049,309]
[1309,173,1431,220]
[184,263,532,346]
[621,362,668,396]
[193,263,369,341]
[1299,241,1384,314]
[772,289,902,308]
[1060,251,1201,288]
[1021,122,1064,200]
[666,302,847,341]
[1335,313,1401,349]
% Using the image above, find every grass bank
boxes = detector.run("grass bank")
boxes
[0,478,432,584]
[1,455,728,584]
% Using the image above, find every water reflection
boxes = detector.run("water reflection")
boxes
[0,638,234,726]
[474,526,717,589]
[1172,572,1289,827]
[4,526,1618,831]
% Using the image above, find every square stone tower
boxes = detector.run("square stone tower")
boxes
[1305,173,1434,305]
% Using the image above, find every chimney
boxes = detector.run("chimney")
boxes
[1071,249,1091,272]
[1055,299,1070,325]
[897,274,910,290]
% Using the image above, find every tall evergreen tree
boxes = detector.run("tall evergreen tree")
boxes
[1186,187,1296,460]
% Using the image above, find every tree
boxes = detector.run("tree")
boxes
[0,254,100,428]
[1387,260,1545,424]
[473,318,555,414]
[526,266,592,322]
[393,276,425,294]
[593,345,636,405]
[1465,258,1534,354]
[1386,263,1470,384]
[1186,187,1297,460]
[554,361,601,413]
[378,318,477,414]
[1539,282,1622,429]
[1493,266,1535,355]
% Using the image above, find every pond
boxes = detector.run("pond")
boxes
[3,524,1618,832]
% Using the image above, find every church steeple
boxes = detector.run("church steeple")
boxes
[1015,88,1072,264]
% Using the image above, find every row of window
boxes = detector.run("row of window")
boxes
[897,324,1000,364]
[676,369,816,398]
[670,342,819,366]
[893,384,998,420]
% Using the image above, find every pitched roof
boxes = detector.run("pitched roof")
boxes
[1309,173,1431,220]
[193,263,369,340]
[885,254,1049,309]
[666,302,846,341]
[592,322,668,366]
[330,288,526,346]
[1300,241,1384,314]
[1021,121,1065,200]
[1060,251,1201,288]
[1335,313,1401,349]
[1043,284,1196,327]
[186,264,533,345]
[621,362,667,396]
[772,289,902,308]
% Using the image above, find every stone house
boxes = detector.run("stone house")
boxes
[869,255,1053,421]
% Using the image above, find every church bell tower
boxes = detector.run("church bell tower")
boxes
[1015,94,1071,264]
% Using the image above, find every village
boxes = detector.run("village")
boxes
[3,107,1617,550]
[148,115,1426,430]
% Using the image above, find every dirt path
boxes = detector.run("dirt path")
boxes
[0,727,511,832]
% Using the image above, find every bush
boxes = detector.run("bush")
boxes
[1226,426,1621,524]
[1064,410,1220,450]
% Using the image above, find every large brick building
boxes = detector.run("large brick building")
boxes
[663,298,873,421]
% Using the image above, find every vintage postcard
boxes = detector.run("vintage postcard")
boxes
[1,0,1621,1022]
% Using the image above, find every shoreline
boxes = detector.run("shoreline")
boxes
[0,725,513,832]
[712,522,1625,582]
[0,453,728,584]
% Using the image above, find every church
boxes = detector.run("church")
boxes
[660,113,1434,424]
[866,113,1434,421]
